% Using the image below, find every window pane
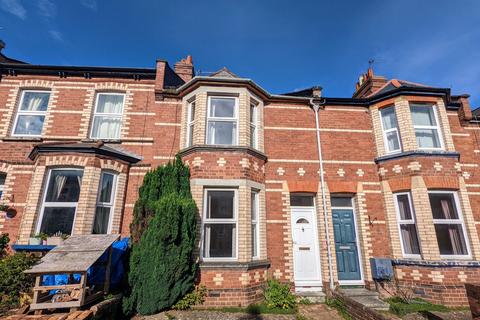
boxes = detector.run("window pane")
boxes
[400,224,420,255]
[397,194,412,220]
[40,207,75,235]
[14,115,45,135]
[204,224,235,258]
[381,106,398,130]
[429,193,459,220]
[46,170,83,202]
[411,105,437,126]
[331,197,352,207]
[290,195,315,206]
[21,92,50,111]
[96,94,124,113]
[415,129,441,148]
[250,104,257,123]
[207,121,236,145]
[93,206,111,234]
[250,125,257,148]
[386,131,400,151]
[251,192,258,220]
[209,98,236,118]
[434,224,468,255]
[252,224,257,257]
[91,116,121,139]
[0,173,6,186]
[99,173,114,203]
[189,102,196,122]
[188,124,194,146]
[207,190,234,219]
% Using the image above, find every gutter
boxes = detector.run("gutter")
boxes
[309,97,335,290]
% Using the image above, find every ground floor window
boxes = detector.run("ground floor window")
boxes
[394,192,421,257]
[93,171,117,234]
[202,189,237,259]
[429,191,469,257]
[37,168,83,235]
[251,190,259,258]
[0,173,6,199]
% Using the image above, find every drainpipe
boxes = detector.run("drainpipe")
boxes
[310,97,335,291]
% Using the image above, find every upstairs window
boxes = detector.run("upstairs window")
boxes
[429,191,469,257]
[380,106,401,153]
[37,169,83,236]
[186,101,196,147]
[13,90,50,136]
[250,103,258,148]
[394,192,420,257]
[410,104,443,150]
[90,93,125,140]
[93,172,117,234]
[206,97,238,145]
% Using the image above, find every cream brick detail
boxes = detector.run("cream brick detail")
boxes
[455,162,462,172]
[395,97,417,152]
[408,161,421,172]
[94,82,128,91]
[253,161,259,171]
[458,271,468,283]
[213,273,224,286]
[45,156,89,167]
[239,158,250,168]
[355,183,373,282]
[463,171,471,180]
[458,177,480,259]
[100,159,125,172]
[356,169,364,177]
[20,79,54,89]
[192,157,204,167]
[277,167,285,176]
[396,269,406,280]
[393,165,403,174]
[217,157,226,167]
[411,270,422,281]
[282,182,294,281]
[370,106,385,157]
[428,271,444,283]
[273,269,283,279]
[42,87,60,136]
[79,88,96,138]
[239,273,251,285]
[381,181,403,258]
[434,162,443,172]
[73,166,102,234]
[336,168,345,177]
[297,168,305,176]
[378,167,388,177]
[254,271,261,282]
[435,99,455,151]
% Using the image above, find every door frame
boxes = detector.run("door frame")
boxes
[331,200,364,286]
[290,204,322,288]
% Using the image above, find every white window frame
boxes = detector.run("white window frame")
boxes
[0,173,6,199]
[201,188,238,261]
[35,168,83,235]
[92,171,118,234]
[89,92,125,140]
[393,192,421,259]
[380,106,402,154]
[206,96,239,145]
[250,102,258,149]
[251,190,260,259]
[12,90,50,137]
[186,100,196,147]
[410,104,444,151]
[429,191,471,259]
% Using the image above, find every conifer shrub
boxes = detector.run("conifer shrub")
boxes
[123,157,197,316]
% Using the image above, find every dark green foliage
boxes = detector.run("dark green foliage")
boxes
[264,279,296,310]
[123,157,197,316]
[386,297,449,316]
[0,252,38,314]
[325,297,352,320]
[172,285,207,310]
[0,233,9,258]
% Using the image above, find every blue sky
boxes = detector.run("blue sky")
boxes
[1,0,479,106]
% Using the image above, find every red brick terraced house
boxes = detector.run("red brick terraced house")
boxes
[1,41,480,307]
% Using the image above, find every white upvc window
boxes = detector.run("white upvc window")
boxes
[92,171,118,234]
[12,90,50,137]
[380,106,401,153]
[410,104,444,150]
[206,96,238,145]
[251,190,259,258]
[202,189,238,260]
[90,93,125,140]
[186,101,196,147]
[0,173,6,199]
[428,191,470,258]
[36,168,83,236]
[250,102,258,149]
[393,192,421,258]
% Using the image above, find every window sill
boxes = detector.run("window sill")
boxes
[82,138,122,144]
[200,259,270,270]
[375,150,459,163]
[3,136,43,142]
[178,145,267,161]
[392,258,479,267]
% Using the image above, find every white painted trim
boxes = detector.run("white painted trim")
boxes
[12,90,51,137]
[186,100,195,147]
[93,171,118,234]
[410,104,445,151]
[251,190,260,259]
[379,106,402,154]
[89,92,125,140]
[206,96,239,146]
[393,192,421,259]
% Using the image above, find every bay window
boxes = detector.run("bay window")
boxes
[90,93,125,140]
[13,90,50,136]
[380,106,401,153]
[429,191,469,257]
[37,169,83,235]
[206,97,238,145]
[202,189,237,259]
[410,104,443,149]
[251,190,259,258]
[93,172,117,234]
[250,103,258,148]
[186,101,196,147]
[394,192,420,257]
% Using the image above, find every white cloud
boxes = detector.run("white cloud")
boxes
[49,30,64,42]
[37,0,56,18]
[0,0,26,19]
[80,0,97,11]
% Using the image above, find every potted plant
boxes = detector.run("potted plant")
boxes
[29,234,42,245]
[36,233,48,245]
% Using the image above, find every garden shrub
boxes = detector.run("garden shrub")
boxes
[0,233,9,258]
[172,285,207,310]
[264,279,296,310]
[0,252,38,314]
[123,157,197,316]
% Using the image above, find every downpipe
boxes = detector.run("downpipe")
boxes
[310,98,335,291]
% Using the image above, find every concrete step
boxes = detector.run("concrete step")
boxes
[296,290,326,303]
[338,288,389,311]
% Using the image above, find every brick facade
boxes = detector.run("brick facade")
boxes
[1,56,480,307]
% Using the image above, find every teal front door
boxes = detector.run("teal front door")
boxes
[332,209,361,281]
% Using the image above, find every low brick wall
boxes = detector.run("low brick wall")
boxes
[331,291,393,320]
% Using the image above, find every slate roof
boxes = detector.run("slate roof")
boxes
[209,67,239,78]
[282,86,323,98]
[369,79,430,97]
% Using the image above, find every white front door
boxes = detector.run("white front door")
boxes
[291,207,322,289]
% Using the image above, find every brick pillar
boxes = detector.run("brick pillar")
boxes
[355,182,373,282]
[457,177,480,259]
[317,182,337,285]
[281,181,294,281]
[73,166,101,234]
[436,98,455,151]
[381,180,403,258]
[238,185,250,262]
[395,97,417,152]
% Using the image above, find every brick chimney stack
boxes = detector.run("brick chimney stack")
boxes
[174,55,194,82]
[352,67,387,98]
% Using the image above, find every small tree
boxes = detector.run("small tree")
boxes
[123,157,197,316]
